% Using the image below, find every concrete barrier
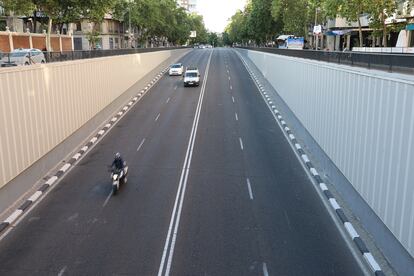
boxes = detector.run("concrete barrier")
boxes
[239,49,414,269]
[0,49,188,196]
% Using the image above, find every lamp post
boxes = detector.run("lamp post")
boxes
[314,7,321,50]
[128,0,132,48]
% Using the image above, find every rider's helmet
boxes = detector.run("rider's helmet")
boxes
[115,152,121,159]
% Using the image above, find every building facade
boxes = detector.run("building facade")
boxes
[177,0,197,13]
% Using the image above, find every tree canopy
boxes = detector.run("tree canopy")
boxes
[224,0,408,47]
[1,0,209,47]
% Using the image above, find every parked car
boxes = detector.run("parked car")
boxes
[183,67,200,87]
[1,48,46,67]
[169,63,184,76]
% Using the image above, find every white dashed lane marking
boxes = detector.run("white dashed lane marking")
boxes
[246,178,254,200]
[239,137,244,151]
[262,262,269,276]
[137,138,146,152]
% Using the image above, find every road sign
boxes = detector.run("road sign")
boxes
[190,31,197,38]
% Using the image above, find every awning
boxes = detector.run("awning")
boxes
[276,35,294,41]
[325,29,353,36]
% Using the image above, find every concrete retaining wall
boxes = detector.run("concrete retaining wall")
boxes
[241,49,414,258]
[0,49,186,191]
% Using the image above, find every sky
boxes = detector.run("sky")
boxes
[197,0,248,33]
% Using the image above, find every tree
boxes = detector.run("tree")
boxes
[248,0,276,44]
[367,0,397,47]
[188,13,208,44]
[207,32,218,46]
[272,0,308,37]
[324,0,369,47]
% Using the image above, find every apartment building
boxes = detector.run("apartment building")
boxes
[177,0,197,13]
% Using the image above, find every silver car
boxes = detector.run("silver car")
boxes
[1,48,46,67]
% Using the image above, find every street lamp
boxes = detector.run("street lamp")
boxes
[127,0,133,48]
[314,7,321,50]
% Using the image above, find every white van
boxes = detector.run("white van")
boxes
[183,67,200,87]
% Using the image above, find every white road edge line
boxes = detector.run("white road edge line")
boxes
[158,50,213,276]
[235,51,375,275]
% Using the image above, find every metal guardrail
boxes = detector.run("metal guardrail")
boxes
[0,47,188,67]
[239,47,414,75]
[43,47,188,63]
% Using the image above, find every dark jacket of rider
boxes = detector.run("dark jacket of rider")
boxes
[112,157,124,170]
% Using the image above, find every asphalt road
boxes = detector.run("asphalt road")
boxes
[0,48,365,276]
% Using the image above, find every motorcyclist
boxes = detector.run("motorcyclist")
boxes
[111,152,124,172]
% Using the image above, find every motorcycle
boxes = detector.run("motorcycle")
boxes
[110,162,128,195]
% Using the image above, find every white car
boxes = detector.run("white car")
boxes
[169,63,184,76]
[183,67,200,87]
[1,48,46,67]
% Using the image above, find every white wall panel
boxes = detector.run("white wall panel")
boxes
[246,50,414,257]
[0,50,174,190]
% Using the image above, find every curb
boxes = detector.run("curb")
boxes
[236,51,385,276]
[0,66,170,237]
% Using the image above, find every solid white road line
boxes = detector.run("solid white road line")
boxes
[158,50,213,276]
[239,138,244,151]
[262,262,269,276]
[155,113,161,121]
[235,113,239,121]
[137,138,146,152]
[246,178,254,200]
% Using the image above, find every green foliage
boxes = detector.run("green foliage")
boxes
[0,0,35,15]
[226,0,406,48]
[1,0,208,46]
[207,32,219,46]
[247,0,276,43]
